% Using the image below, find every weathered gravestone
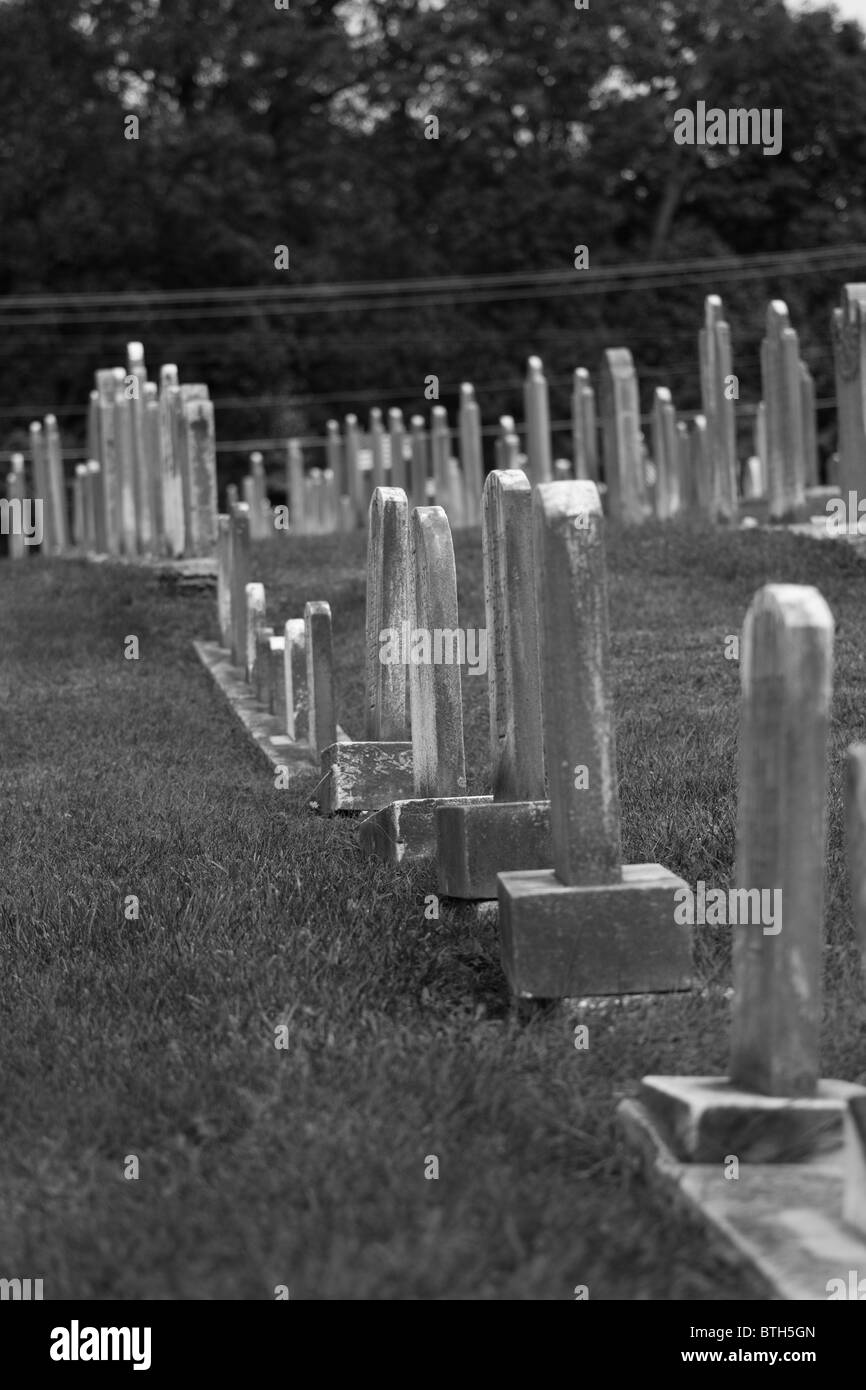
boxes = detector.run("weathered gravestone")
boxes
[358,505,490,862]
[523,356,553,485]
[698,295,738,523]
[318,488,414,813]
[571,368,598,483]
[229,504,251,669]
[636,585,863,1160]
[600,349,646,524]
[497,481,693,998]
[761,301,806,522]
[458,384,483,525]
[832,284,866,503]
[650,387,680,520]
[437,470,549,898]
[245,583,267,684]
[305,601,337,759]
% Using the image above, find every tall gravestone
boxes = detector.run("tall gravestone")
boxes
[437,470,549,898]
[497,481,693,997]
[698,295,738,522]
[319,488,414,813]
[600,349,646,524]
[832,284,866,503]
[761,301,806,521]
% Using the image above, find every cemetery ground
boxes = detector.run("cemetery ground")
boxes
[2,523,866,1302]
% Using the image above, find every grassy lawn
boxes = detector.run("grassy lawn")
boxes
[2,521,865,1300]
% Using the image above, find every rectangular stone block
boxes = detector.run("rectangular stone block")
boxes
[497,864,694,999]
[436,800,551,900]
[319,742,413,814]
[359,795,491,865]
[640,1075,866,1165]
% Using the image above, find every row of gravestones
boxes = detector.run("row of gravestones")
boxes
[215,472,866,1253]
[5,342,218,560]
[7,282,863,559]
[229,284,865,543]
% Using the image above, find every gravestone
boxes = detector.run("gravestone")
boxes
[158,365,183,556]
[651,387,680,520]
[245,583,267,684]
[409,416,429,512]
[283,619,307,741]
[344,415,364,524]
[95,370,122,554]
[127,342,154,553]
[359,505,489,861]
[216,516,231,648]
[458,384,483,525]
[319,488,414,812]
[229,504,251,669]
[698,295,738,522]
[635,585,864,1160]
[523,356,553,484]
[800,362,819,490]
[287,438,306,535]
[305,601,337,758]
[44,415,70,554]
[369,408,386,492]
[182,397,218,555]
[388,409,407,494]
[497,481,693,997]
[5,468,26,559]
[28,423,49,550]
[600,349,646,524]
[572,368,598,482]
[430,407,451,509]
[831,284,866,502]
[761,301,806,521]
[437,470,549,898]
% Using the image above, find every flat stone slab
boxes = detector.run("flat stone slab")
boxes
[358,794,492,865]
[618,1095,866,1301]
[436,799,551,900]
[193,640,349,780]
[639,1074,866,1164]
[497,863,695,999]
[319,741,414,814]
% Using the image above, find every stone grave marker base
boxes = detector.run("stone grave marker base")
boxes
[319,742,414,814]
[359,795,491,865]
[436,800,551,900]
[498,863,694,999]
[618,1093,866,1301]
[638,1074,865,1163]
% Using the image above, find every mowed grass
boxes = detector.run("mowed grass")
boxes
[2,521,866,1301]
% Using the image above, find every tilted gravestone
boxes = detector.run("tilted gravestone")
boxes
[497,481,693,998]
[437,470,549,898]
[305,600,337,760]
[318,488,414,813]
[359,505,489,862]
